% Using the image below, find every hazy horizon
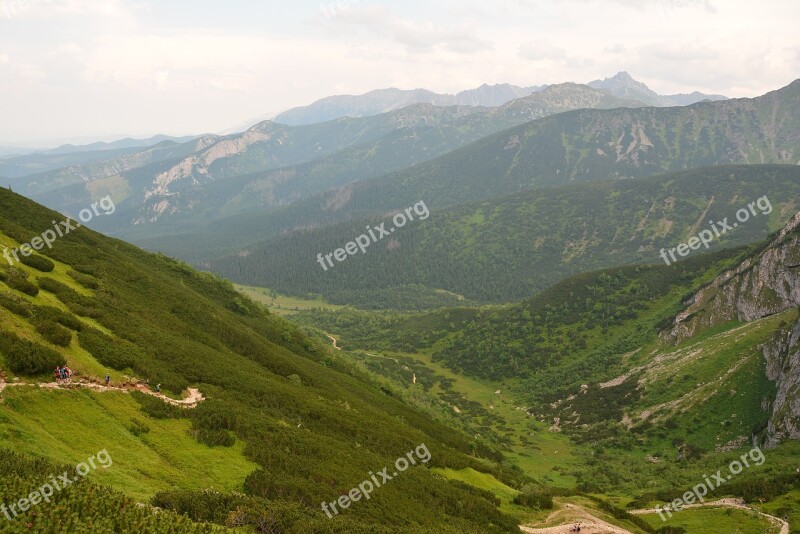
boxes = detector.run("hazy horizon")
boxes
[1,0,798,144]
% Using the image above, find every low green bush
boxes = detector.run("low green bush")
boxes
[35,319,72,346]
[20,253,55,272]
[33,305,84,331]
[131,390,185,419]
[0,331,65,375]
[513,485,555,509]
[77,329,135,370]
[0,291,33,317]
[129,418,151,436]
[38,277,103,318]
[4,267,38,296]
[68,269,100,289]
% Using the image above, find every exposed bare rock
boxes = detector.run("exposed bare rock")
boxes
[665,211,800,446]
[762,316,800,446]
[667,211,800,343]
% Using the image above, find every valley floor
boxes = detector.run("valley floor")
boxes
[311,312,799,534]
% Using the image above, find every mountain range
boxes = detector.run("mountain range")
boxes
[275,72,727,126]
[3,70,800,533]
[25,82,644,238]
[128,78,799,267]
[0,135,198,179]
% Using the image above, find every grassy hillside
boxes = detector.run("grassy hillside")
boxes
[149,79,800,263]
[35,84,646,245]
[288,239,800,531]
[0,187,526,532]
[206,165,800,306]
[286,78,800,217]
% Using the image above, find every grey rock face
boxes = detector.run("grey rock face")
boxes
[667,211,800,446]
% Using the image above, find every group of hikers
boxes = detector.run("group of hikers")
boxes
[54,369,161,394]
[53,366,73,383]
[569,525,582,532]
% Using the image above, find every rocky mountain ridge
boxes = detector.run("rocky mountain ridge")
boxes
[668,210,800,446]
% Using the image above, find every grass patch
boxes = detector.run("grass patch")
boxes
[0,387,258,502]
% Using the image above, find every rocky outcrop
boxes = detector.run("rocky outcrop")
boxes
[668,211,800,342]
[762,317,800,446]
[666,211,800,447]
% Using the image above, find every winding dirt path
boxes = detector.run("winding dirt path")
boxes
[520,499,788,534]
[0,371,204,408]
[519,503,633,533]
[326,334,341,350]
[630,498,788,534]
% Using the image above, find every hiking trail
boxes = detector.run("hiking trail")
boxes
[326,334,341,350]
[518,503,634,534]
[630,498,788,534]
[0,370,204,408]
[519,499,788,534]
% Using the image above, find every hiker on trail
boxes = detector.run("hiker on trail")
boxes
[105,375,110,386]
[54,367,61,383]
[155,383,161,393]
[63,366,72,384]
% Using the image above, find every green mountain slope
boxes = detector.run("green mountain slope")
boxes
[35,84,645,242]
[141,79,800,264]
[281,78,799,220]
[22,108,474,205]
[287,218,800,530]
[0,135,199,181]
[205,165,800,306]
[0,188,524,532]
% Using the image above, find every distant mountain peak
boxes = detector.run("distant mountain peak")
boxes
[589,71,657,94]
[588,71,727,107]
[611,70,634,81]
[272,73,728,126]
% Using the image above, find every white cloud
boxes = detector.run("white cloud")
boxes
[518,40,567,62]
[321,5,493,55]
[0,0,133,19]
[560,0,716,12]
[0,0,797,143]
[48,42,83,57]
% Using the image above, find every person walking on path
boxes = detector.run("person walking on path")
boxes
[105,374,110,386]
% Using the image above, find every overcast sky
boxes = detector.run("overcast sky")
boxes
[0,0,797,145]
